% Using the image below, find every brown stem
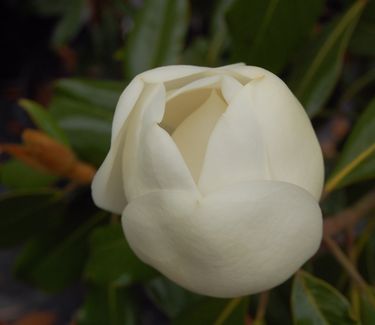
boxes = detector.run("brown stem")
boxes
[254,291,269,323]
[323,234,367,289]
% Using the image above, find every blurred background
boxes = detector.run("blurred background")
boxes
[0,0,374,324]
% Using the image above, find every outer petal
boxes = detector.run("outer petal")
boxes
[140,65,209,84]
[111,78,144,143]
[122,83,198,201]
[225,66,324,199]
[91,123,128,214]
[122,180,322,298]
[92,78,144,213]
[198,82,270,195]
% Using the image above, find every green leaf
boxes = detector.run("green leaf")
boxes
[54,79,126,112]
[52,0,86,47]
[291,271,358,325]
[226,0,323,73]
[350,0,375,56]
[77,285,139,325]
[19,99,69,145]
[205,0,236,66]
[0,160,57,190]
[85,224,156,286]
[182,37,210,66]
[145,277,201,318]
[14,212,105,292]
[124,0,189,78]
[288,1,365,116]
[50,79,124,165]
[173,297,248,325]
[32,0,67,15]
[327,98,375,190]
[359,288,375,324]
[0,189,62,247]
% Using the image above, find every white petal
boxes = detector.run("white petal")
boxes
[91,125,127,214]
[122,83,198,201]
[198,82,270,195]
[162,75,242,133]
[112,66,211,141]
[122,180,322,298]
[235,72,324,199]
[162,75,222,133]
[140,65,209,84]
[220,75,243,103]
[225,64,270,79]
[111,78,144,142]
[172,90,227,182]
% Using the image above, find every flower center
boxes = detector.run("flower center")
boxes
[163,89,227,183]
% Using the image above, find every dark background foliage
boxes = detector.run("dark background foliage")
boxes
[0,0,375,324]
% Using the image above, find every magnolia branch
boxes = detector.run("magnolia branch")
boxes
[322,188,375,290]
[323,234,367,289]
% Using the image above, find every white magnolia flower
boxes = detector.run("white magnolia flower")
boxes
[92,64,324,298]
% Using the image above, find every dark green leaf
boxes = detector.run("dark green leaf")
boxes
[146,276,201,318]
[288,1,365,116]
[52,0,86,47]
[32,0,67,15]
[182,38,210,66]
[85,224,156,286]
[350,0,375,56]
[14,212,105,292]
[19,99,69,145]
[0,189,62,247]
[330,98,375,188]
[291,271,358,325]
[173,297,248,325]
[226,0,323,73]
[124,0,189,78]
[0,160,57,190]
[206,0,236,66]
[77,285,138,325]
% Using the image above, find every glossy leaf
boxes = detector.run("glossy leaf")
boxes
[328,98,375,189]
[14,212,105,292]
[85,224,156,286]
[0,189,62,247]
[50,79,124,165]
[77,285,139,325]
[289,1,365,116]
[19,99,69,145]
[51,0,86,47]
[350,0,375,56]
[54,79,125,112]
[146,277,201,318]
[226,0,323,73]
[124,0,189,78]
[0,159,56,190]
[291,271,358,324]
[173,297,248,325]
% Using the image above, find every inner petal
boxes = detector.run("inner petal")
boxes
[171,89,226,183]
